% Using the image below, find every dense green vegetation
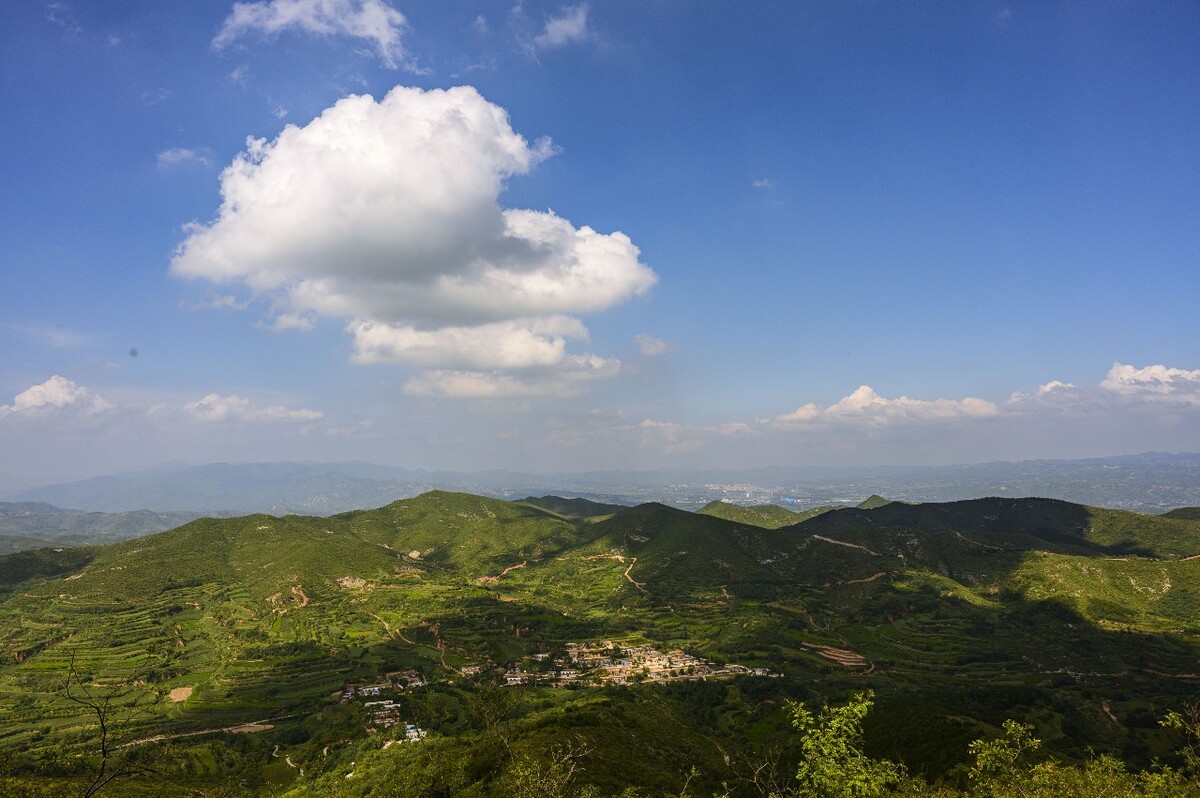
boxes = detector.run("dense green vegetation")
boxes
[1,492,1198,796]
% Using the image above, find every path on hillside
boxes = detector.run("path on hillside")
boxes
[291,585,309,607]
[953,531,1004,551]
[120,714,302,748]
[825,572,887,588]
[368,612,394,637]
[811,535,879,556]
[477,560,527,584]
[584,552,649,595]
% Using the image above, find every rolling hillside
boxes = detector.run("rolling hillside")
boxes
[1,492,1199,795]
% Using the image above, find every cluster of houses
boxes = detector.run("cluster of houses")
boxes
[340,669,429,736]
[339,669,427,703]
[501,640,777,687]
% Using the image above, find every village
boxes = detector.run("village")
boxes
[339,669,429,737]
[338,642,777,731]
[500,640,778,687]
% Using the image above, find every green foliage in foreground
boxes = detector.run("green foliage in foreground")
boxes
[7,692,1196,798]
[772,693,1200,798]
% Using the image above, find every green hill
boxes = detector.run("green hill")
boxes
[519,495,629,518]
[790,496,1200,558]
[2,491,1200,796]
[1162,506,1200,520]
[857,494,895,509]
[697,500,809,528]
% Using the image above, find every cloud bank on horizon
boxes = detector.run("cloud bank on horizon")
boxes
[6,362,1198,449]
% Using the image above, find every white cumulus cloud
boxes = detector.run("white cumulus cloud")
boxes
[213,0,411,69]
[775,385,999,426]
[1101,362,1200,403]
[1037,380,1077,395]
[172,85,655,397]
[183,393,323,423]
[0,376,112,419]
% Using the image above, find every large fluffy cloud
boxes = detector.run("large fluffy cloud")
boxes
[0,376,111,419]
[213,0,411,69]
[172,86,655,397]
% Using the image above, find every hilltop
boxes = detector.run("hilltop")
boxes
[696,500,829,528]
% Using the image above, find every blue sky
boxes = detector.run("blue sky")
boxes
[2,0,1199,490]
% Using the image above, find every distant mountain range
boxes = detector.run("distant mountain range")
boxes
[5,451,1200,515]
[0,501,223,554]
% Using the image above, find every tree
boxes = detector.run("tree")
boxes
[783,690,903,798]
[966,719,1041,797]
[61,653,158,797]
[1161,704,1200,778]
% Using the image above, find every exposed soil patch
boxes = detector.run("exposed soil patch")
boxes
[168,687,193,703]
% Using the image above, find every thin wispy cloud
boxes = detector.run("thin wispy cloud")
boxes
[141,87,172,105]
[157,147,213,169]
[2,321,92,350]
[213,0,414,70]
[533,4,590,49]
[635,333,671,357]
[45,3,82,36]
